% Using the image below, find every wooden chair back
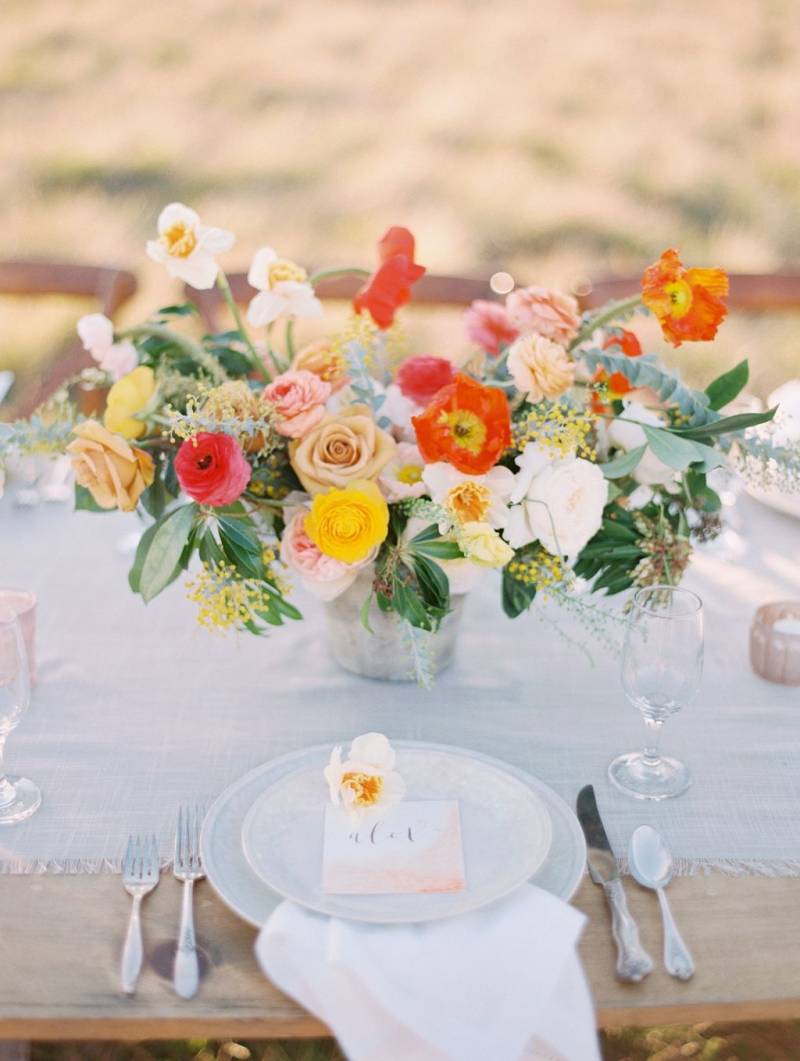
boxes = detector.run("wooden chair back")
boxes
[1,261,138,418]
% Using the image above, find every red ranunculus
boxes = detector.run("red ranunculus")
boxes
[603,328,642,358]
[353,226,425,329]
[396,355,456,406]
[175,432,251,507]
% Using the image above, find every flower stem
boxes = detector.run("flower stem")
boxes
[285,319,296,362]
[571,294,644,349]
[216,272,270,381]
[308,266,370,287]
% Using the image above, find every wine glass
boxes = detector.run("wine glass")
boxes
[609,585,703,801]
[0,605,41,823]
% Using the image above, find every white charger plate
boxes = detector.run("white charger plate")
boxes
[201,741,586,927]
[240,745,552,923]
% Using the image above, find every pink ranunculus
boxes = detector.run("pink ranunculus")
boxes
[280,508,361,601]
[396,355,455,406]
[505,286,581,345]
[464,300,519,356]
[263,370,332,439]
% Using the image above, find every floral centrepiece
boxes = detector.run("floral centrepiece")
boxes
[3,204,787,682]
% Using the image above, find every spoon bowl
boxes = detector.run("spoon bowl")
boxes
[629,825,674,889]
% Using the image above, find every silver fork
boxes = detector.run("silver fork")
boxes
[173,804,206,999]
[120,834,160,995]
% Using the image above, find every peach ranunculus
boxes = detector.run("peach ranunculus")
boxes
[291,339,350,393]
[507,334,576,403]
[67,420,154,512]
[289,406,396,495]
[279,505,364,601]
[506,286,581,345]
[263,370,332,439]
[464,300,519,356]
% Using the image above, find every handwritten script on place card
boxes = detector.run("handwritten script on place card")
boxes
[322,800,466,895]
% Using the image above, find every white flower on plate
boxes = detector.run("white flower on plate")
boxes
[506,442,608,556]
[76,313,137,380]
[146,202,234,289]
[607,400,677,487]
[422,462,514,531]
[378,441,426,501]
[324,733,406,823]
[246,248,323,326]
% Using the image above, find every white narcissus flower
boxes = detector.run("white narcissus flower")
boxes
[324,733,406,823]
[378,441,426,501]
[76,313,137,380]
[607,400,677,487]
[146,202,234,289]
[422,462,515,531]
[246,247,323,326]
[506,442,608,556]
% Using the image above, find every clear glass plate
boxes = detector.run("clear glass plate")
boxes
[201,741,586,926]
[240,745,552,923]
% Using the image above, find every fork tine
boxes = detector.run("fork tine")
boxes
[175,805,184,868]
[192,804,202,868]
[183,804,191,868]
[149,834,159,876]
[123,834,134,876]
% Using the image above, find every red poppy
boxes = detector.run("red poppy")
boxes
[641,248,728,347]
[353,226,425,329]
[603,329,642,358]
[175,432,251,507]
[589,368,632,415]
[412,373,511,475]
[396,355,456,406]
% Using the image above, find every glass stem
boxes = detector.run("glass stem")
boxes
[642,717,663,767]
[0,735,15,808]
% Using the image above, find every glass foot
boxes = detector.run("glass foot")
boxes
[608,752,691,801]
[0,776,42,824]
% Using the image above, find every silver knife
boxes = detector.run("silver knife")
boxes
[576,784,654,982]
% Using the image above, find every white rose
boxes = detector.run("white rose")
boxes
[607,400,677,487]
[506,443,608,556]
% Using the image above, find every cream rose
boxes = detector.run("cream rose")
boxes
[506,443,607,556]
[67,420,154,512]
[289,406,396,495]
[505,285,581,344]
[607,400,677,487]
[458,522,514,568]
[507,335,575,403]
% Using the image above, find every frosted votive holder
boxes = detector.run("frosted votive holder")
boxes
[750,601,800,686]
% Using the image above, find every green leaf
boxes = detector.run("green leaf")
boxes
[409,523,440,544]
[139,504,197,603]
[643,426,725,473]
[359,592,374,634]
[197,529,225,567]
[409,538,464,560]
[209,345,253,377]
[413,555,450,611]
[155,302,198,317]
[668,407,777,441]
[502,568,536,618]
[599,445,646,479]
[128,522,160,594]
[139,467,175,521]
[74,484,111,513]
[600,517,639,541]
[217,514,263,579]
[393,581,432,630]
[705,359,749,411]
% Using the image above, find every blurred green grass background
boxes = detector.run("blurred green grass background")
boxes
[1,0,799,395]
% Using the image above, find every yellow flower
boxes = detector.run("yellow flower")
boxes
[305,480,389,564]
[458,521,514,568]
[103,366,156,439]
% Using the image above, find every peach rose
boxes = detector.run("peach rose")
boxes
[289,406,397,495]
[263,370,332,439]
[507,335,576,403]
[67,420,154,512]
[280,507,362,601]
[291,339,350,393]
[506,286,581,345]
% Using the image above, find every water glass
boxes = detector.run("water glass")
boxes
[0,588,36,684]
[609,585,703,800]
[0,606,41,823]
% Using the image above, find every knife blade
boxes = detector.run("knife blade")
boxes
[576,785,654,982]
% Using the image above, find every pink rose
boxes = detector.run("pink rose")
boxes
[263,370,332,439]
[505,286,581,345]
[464,300,519,356]
[280,508,361,601]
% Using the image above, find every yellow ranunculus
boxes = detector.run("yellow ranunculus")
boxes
[103,366,156,439]
[305,480,389,564]
[458,521,514,568]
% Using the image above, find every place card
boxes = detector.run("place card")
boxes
[322,799,466,895]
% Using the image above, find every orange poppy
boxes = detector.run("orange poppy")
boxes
[641,248,728,347]
[603,328,642,358]
[590,367,633,415]
[353,226,426,329]
[412,373,511,475]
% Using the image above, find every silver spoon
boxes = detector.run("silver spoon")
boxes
[628,825,695,980]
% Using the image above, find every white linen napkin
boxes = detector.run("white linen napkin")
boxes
[255,883,599,1061]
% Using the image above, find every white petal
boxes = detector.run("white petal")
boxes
[197,224,235,254]
[168,251,220,290]
[323,747,344,804]
[98,341,137,380]
[247,247,278,291]
[145,239,168,265]
[301,568,358,602]
[274,281,323,319]
[484,464,515,500]
[510,442,551,503]
[504,504,536,549]
[421,462,464,501]
[157,202,199,234]
[77,313,113,355]
[349,732,395,772]
[247,289,286,326]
